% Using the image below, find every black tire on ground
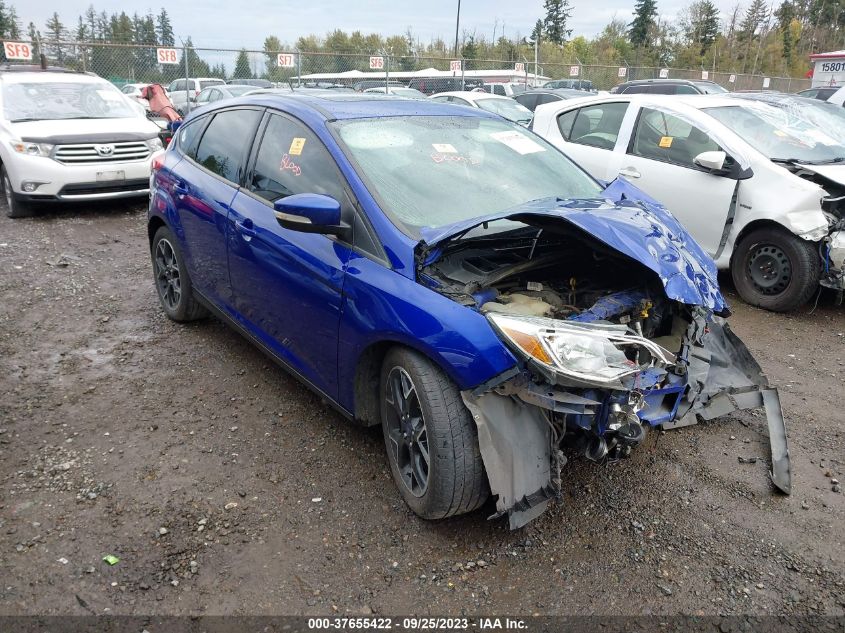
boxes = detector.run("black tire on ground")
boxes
[379,347,489,520]
[2,165,33,219]
[731,226,821,312]
[150,225,208,322]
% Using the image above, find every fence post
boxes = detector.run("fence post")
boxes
[183,42,190,114]
[296,49,301,87]
[461,58,465,90]
[385,54,389,89]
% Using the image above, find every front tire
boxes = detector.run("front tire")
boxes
[380,347,488,520]
[2,165,32,219]
[151,225,208,322]
[731,226,820,312]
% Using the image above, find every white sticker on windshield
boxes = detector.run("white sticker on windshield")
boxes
[489,130,545,155]
[432,143,457,153]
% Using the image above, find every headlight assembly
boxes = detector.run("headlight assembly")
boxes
[488,313,676,387]
[10,141,54,157]
[146,137,164,151]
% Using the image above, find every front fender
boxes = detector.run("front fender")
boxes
[336,252,519,413]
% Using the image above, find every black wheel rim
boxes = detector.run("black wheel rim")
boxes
[384,367,429,497]
[154,238,182,310]
[747,243,791,296]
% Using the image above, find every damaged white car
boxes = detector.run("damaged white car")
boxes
[531,94,845,311]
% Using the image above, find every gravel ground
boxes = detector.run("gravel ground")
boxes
[0,202,843,617]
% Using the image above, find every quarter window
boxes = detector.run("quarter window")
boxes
[630,107,720,168]
[567,102,628,149]
[194,109,262,183]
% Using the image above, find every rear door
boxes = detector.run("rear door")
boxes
[617,106,736,256]
[551,101,631,179]
[226,111,356,398]
[168,108,263,307]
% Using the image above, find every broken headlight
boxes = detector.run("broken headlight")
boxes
[488,313,675,386]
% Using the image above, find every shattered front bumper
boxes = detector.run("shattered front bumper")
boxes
[463,321,791,529]
[821,230,845,291]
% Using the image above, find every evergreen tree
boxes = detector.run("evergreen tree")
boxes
[543,0,573,45]
[685,0,720,56]
[0,2,19,39]
[775,1,795,63]
[156,8,174,46]
[44,12,67,64]
[629,0,658,49]
[529,19,544,45]
[233,48,252,78]
[460,34,479,69]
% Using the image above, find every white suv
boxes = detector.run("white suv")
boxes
[167,77,226,114]
[0,67,164,218]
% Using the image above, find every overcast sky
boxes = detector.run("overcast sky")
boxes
[24,0,741,50]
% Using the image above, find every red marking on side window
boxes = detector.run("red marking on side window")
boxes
[279,153,302,176]
[430,152,480,165]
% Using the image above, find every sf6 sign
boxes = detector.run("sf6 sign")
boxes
[369,56,384,70]
[156,48,179,64]
[4,41,32,61]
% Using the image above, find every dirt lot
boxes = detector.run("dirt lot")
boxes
[0,201,843,617]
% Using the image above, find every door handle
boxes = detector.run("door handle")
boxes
[234,218,257,238]
[618,167,641,179]
[173,182,189,196]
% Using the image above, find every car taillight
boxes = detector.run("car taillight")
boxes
[151,154,165,171]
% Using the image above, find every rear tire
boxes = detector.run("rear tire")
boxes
[2,165,32,219]
[380,347,488,520]
[151,225,208,322]
[731,226,820,312]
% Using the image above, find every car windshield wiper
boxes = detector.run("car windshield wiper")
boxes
[802,157,845,165]
[772,156,845,166]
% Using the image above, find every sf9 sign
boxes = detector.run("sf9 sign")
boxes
[3,41,32,61]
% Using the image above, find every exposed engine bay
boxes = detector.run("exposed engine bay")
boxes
[420,217,791,528]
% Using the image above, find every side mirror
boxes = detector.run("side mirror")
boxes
[274,193,350,239]
[694,150,754,180]
[167,120,182,133]
[694,150,726,171]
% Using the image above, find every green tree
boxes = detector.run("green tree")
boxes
[529,19,544,45]
[775,1,795,63]
[543,0,573,45]
[460,34,479,69]
[685,0,720,56]
[233,48,252,79]
[44,12,67,64]
[156,8,174,46]
[629,0,658,50]
[0,1,20,39]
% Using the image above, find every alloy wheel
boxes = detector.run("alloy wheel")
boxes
[384,366,430,497]
[154,238,182,310]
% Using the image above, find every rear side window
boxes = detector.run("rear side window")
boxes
[194,109,262,184]
[170,79,185,92]
[568,102,628,149]
[630,107,720,168]
[515,93,537,110]
[248,113,347,205]
[536,93,561,106]
[176,116,207,158]
[492,85,506,96]
[557,109,578,140]
[200,80,225,89]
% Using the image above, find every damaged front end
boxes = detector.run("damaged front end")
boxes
[417,186,791,528]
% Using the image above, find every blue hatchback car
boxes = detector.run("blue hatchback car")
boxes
[148,94,790,528]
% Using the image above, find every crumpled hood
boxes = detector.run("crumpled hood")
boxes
[795,162,845,187]
[418,177,728,314]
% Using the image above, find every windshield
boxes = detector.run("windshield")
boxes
[3,80,138,122]
[391,88,426,98]
[474,98,533,123]
[333,115,601,234]
[705,103,845,163]
[200,80,225,89]
[695,82,728,94]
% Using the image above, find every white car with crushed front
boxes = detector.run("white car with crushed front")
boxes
[0,67,164,218]
[531,94,845,311]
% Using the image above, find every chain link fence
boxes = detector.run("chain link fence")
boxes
[10,41,811,95]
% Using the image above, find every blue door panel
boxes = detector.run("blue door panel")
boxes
[336,252,519,414]
[169,159,238,307]
[227,192,350,398]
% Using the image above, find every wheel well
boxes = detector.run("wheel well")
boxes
[352,341,393,427]
[729,219,789,265]
[148,216,166,246]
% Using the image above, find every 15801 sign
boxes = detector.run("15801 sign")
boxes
[3,41,32,61]
[821,62,845,73]
[156,48,179,64]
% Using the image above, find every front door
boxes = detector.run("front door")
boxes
[226,112,354,399]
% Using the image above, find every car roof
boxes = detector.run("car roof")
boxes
[521,88,588,96]
[192,92,501,122]
[621,78,715,85]
[0,71,106,84]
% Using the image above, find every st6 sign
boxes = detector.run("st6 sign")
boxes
[3,41,32,61]
[369,56,384,70]
[156,48,179,65]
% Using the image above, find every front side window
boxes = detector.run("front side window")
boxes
[332,115,601,234]
[3,80,138,121]
[194,109,262,183]
[568,102,628,149]
[630,107,720,168]
[248,113,347,205]
[176,116,207,158]
[492,85,506,96]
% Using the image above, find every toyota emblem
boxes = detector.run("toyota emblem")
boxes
[94,144,115,157]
